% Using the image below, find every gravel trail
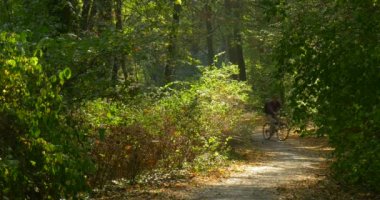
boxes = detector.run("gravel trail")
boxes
[191,131,327,200]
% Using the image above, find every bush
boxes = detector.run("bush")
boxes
[274,1,380,192]
[0,31,93,199]
[85,64,250,187]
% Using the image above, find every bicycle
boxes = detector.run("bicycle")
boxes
[262,116,290,141]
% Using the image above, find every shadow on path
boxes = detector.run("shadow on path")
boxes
[191,131,329,200]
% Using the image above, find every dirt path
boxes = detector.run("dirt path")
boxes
[190,131,329,200]
[93,130,377,200]
[92,128,334,200]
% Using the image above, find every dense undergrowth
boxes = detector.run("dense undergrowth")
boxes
[0,31,250,199]
[0,32,93,199]
[275,1,380,193]
[82,64,250,189]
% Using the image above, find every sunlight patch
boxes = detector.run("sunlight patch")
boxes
[246,166,282,173]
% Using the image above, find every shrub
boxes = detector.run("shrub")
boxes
[0,31,93,199]
[85,64,250,186]
[274,1,380,192]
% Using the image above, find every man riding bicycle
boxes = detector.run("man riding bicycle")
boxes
[264,96,282,135]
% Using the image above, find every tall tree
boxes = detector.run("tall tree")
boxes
[80,0,92,31]
[204,2,214,65]
[1,0,13,27]
[224,0,247,81]
[112,0,129,85]
[164,0,182,83]
[274,1,380,192]
[47,0,80,33]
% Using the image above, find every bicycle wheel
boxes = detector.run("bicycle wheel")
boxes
[277,123,290,141]
[262,123,272,140]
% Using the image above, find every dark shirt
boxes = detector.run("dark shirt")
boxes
[264,100,281,117]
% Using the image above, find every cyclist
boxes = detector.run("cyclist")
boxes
[264,96,282,135]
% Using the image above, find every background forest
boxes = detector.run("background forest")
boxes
[0,0,379,199]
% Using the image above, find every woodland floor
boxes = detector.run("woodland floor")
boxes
[93,115,379,200]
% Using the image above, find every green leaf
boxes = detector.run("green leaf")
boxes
[58,68,71,85]
[50,75,57,83]
[59,71,65,85]
[30,57,39,66]
[34,49,43,57]
[63,67,71,79]
[106,112,112,119]
[175,0,182,5]
[31,129,41,137]
[5,59,16,67]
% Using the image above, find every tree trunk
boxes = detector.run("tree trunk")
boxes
[87,0,97,31]
[47,0,78,33]
[115,0,122,30]
[234,27,247,81]
[205,3,214,65]
[164,1,182,84]
[116,0,128,83]
[81,0,92,31]
[112,0,129,85]
[224,0,247,81]
[2,0,13,26]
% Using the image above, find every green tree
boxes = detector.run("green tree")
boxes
[274,0,380,192]
[224,0,247,81]
[0,31,92,199]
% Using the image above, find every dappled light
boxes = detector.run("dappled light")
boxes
[0,0,379,199]
[190,132,330,199]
